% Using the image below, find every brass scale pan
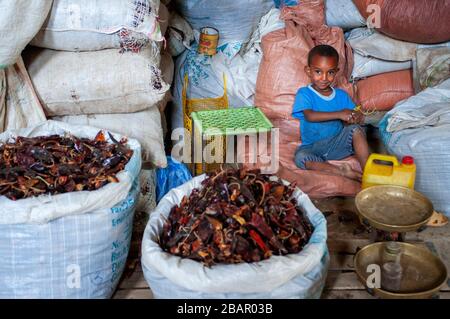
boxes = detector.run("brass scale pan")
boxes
[354,186,447,298]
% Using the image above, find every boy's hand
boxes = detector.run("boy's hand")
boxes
[350,110,365,124]
[340,109,364,124]
[339,109,354,122]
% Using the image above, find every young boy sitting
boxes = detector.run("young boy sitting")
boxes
[292,45,369,181]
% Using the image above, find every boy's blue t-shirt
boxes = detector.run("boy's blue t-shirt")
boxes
[292,85,356,146]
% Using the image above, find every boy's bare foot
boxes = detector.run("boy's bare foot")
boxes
[339,163,362,181]
[305,161,362,181]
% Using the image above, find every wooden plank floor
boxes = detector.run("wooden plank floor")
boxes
[113,197,450,299]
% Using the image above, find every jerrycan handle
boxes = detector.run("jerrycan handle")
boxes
[365,154,399,169]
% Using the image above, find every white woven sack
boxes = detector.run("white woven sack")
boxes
[159,50,174,113]
[0,0,52,68]
[351,53,412,80]
[0,120,142,298]
[30,0,163,52]
[141,175,329,299]
[136,169,157,216]
[325,0,366,30]
[346,28,417,62]
[24,46,169,116]
[167,12,194,57]
[1,58,46,132]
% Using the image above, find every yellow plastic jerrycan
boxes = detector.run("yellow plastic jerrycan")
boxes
[362,154,416,189]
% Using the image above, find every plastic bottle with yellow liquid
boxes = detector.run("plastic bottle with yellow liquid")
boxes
[362,154,416,189]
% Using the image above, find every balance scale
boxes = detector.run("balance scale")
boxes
[353,185,448,299]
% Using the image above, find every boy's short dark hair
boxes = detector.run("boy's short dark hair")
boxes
[308,45,339,66]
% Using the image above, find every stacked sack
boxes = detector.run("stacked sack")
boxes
[346,28,447,113]
[345,0,450,212]
[24,0,173,169]
[269,1,448,118]
[364,0,450,216]
[348,0,450,114]
[352,0,449,44]
[0,0,51,131]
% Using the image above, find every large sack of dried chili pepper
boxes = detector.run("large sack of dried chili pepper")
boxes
[30,0,166,52]
[0,120,141,298]
[141,171,329,299]
[0,0,52,68]
[352,0,450,44]
[23,46,170,117]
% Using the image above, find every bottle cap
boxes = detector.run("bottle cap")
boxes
[385,241,402,254]
[402,156,414,165]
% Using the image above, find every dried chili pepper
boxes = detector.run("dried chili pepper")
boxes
[159,167,314,267]
[0,131,133,200]
[249,229,269,254]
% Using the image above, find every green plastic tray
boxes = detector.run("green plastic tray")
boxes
[191,107,273,136]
